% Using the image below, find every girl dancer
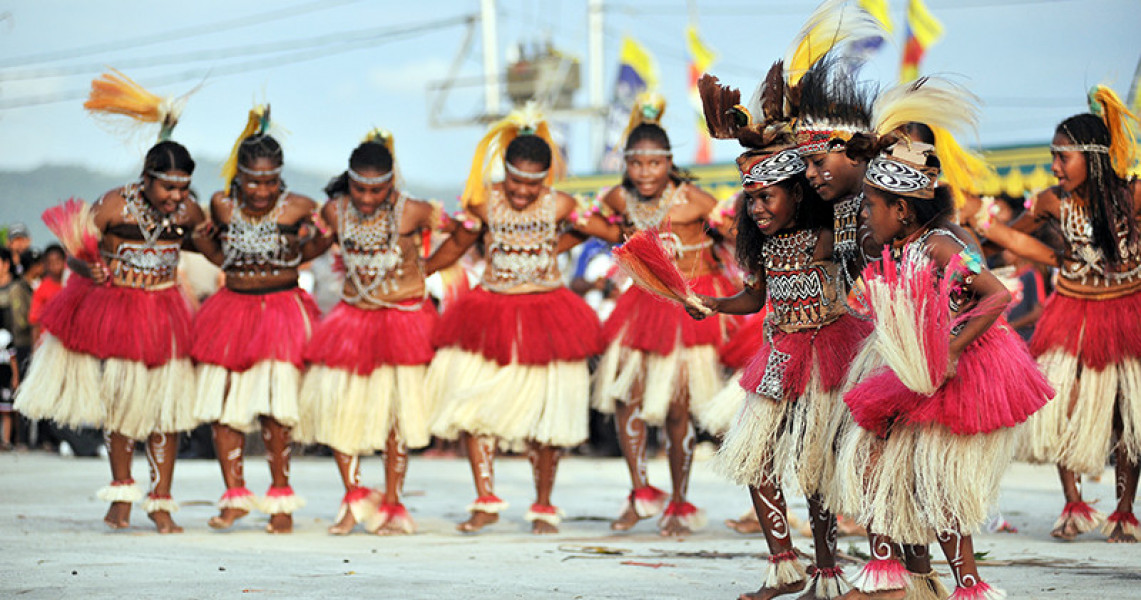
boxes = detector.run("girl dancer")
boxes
[192,106,328,534]
[16,70,204,533]
[426,106,602,534]
[299,131,439,535]
[577,93,741,536]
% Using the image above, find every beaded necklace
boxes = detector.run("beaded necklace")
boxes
[221,191,301,274]
[626,183,682,231]
[482,188,561,291]
[1058,195,1141,286]
[339,193,408,302]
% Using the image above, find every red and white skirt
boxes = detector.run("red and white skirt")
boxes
[429,286,602,448]
[1021,291,1141,475]
[192,286,319,432]
[594,273,743,425]
[835,321,1053,543]
[298,300,438,453]
[14,276,197,439]
[717,314,871,500]
[696,309,769,436]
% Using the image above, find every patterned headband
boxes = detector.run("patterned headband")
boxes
[504,160,548,180]
[347,168,394,185]
[1051,143,1110,154]
[739,149,806,189]
[237,163,283,177]
[147,170,191,184]
[796,120,863,156]
[864,156,939,200]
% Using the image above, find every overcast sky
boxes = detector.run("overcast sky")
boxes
[0,0,1139,196]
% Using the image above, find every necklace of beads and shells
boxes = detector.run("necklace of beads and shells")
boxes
[339,192,413,303]
[1059,195,1141,286]
[482,188,561,291]
[221,190,302,274]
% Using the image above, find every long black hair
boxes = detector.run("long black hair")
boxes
[504,134,553,171]
[1056,113,1138,263]
[621,123,694,193]
[734,173,831,276]
[142,140,195,177]
[324,141,395,198]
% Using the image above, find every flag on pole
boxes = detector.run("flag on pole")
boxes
[860,0,894,32]
[598,37,659,173]
[900,0,943,83]
[840,0,892,76]
[686,25,716,165]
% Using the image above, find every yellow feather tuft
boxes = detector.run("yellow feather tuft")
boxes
[619,91,667,149]
[872,78,980,141]
[221,105,270,190]
[784,0,883,88]
[83,69,188,141]
[363,128,396,157]
[1090,85,1139,178]
[931,125,993,207]
[461,102,565,208]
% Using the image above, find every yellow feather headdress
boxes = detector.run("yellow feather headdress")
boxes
[362,128,401,185]
[782,0,883,90]
[619,92,667,148]
[83,69,192,142]
[220,105,272,190]
[1088,85,1140,178]
[461,102,565,208]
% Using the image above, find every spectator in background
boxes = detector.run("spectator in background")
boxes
[29,245,66,343]
[6,224,32,277]
[0,247,31,450]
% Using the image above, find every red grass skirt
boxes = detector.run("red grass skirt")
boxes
[39,276,192,365]
[1029,291,1141,369]
[740,314,872,401]
[603,273,742,354]
[192,287,320,371]
[432,286,602,366]
[719,309,768,370]
[305,300,438,372]
[845,321,1053,437]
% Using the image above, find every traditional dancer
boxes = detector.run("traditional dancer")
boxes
[298,131,439,535]
[976,86,1141,543]
[192,106,327,534]
[835,80,1052,600]
[573,93,741,536]
[15,70,204,533]
[426,106,602,535]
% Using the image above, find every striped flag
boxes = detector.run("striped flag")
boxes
[598,36,659,172]
[900,0,943,83]
[686,25,716,165]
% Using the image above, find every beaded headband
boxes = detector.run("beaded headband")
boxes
[738,149,806,190]
[237,163,283,177]
[1050,143,1110,154]
[864,141,939,200]
[146,170,191,184]
[796,121,862,156]
[624,148,673,157]
[347,168,394,185]
[504,160,548,181]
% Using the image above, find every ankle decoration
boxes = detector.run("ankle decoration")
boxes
[764,549,808,588]
[97,479,144,503]
[803,565,851,599]
[947,582,1006,600]
[524,503,564,526]
[370,502,416,534]
[466,494,509,514]
[849,558,909,593]
[659,500,707,530]
[337,487,380,524]
[143,493,180,514]
[626,486,667,518]
[908,569,950,600]
[1101,511,1139,537]
[1055,501,1106,534]
[260,485,306,515]
[217,486,259,511]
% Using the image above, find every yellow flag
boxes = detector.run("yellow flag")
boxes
[620,36,659,90]
[907,0,943,49]
[860,0,894,33]
[686,25,716,73]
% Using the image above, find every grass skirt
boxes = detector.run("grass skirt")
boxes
[14,277,196,438]
[298,301,438,452]
[192,287,319,432]
[1020,292,1141,474]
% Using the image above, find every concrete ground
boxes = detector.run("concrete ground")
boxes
[1,450,1137,599]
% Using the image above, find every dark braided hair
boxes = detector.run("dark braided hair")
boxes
[621,123,694,191]
[504,134,552,171]
[734,173,831,276]
[1056,113,1138,263]
[230,134,284,197]
[142,140,195,178]
[324,141,395,198]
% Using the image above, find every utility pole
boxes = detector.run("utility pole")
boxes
[588,0,604,166]
[481,0,501,118]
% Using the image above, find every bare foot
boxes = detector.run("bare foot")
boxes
[531,520,559,535]
[1050,516,1082,541]
[835,588,906,600]
[659,515,692,537]
[610,505,644,531]
[1107,522,1138,543]
[739,579,807,600]
[207,508,248,530]
[103,502,131,529]
[726,516,763,534]
[266,513,293,534]
[147,510,184,534]
[457,510,498,533]
[327,512,356,535]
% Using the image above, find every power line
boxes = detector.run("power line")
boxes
[0,15,473,111]
[0,0,362,68]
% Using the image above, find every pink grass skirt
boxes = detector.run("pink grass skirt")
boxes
[1029,291,1141,369]
[305,300,437,372]
[192,287,319,372]
[740,314,872,401]
[603,273,742,354]
[719,310,768,370]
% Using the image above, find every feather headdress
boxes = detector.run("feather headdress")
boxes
[461,102,565,208]
[84,69,193,142]
[1087,85,1139,178]
[220,105,272,189]
[619,92,667,150]
[782,0,883,91]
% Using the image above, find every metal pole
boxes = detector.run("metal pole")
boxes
[481,0,500,117]
[588,0,604,168]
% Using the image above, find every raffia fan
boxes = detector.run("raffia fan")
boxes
[42,198,102,265]
[613,229,711,316]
